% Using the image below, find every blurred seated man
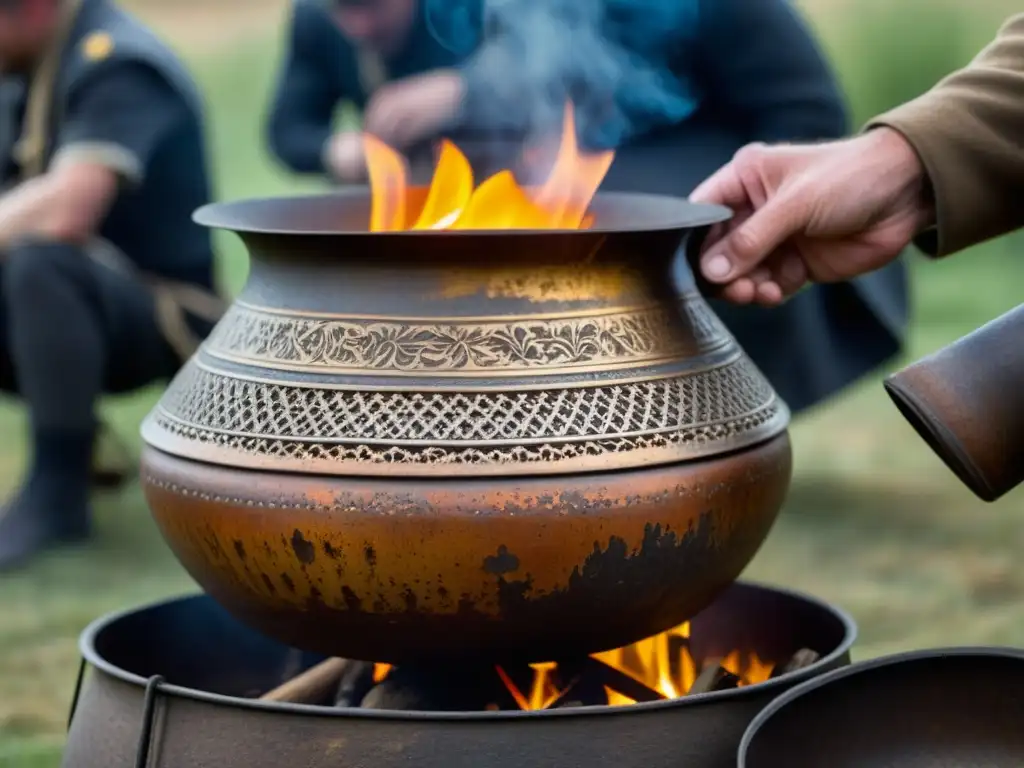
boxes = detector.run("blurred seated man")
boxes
[0,0,223,570]
[266,0,908,418]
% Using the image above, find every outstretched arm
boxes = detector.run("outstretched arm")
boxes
[687,14,1024,307]
[868,14,1024,256]
[265,0,344,175]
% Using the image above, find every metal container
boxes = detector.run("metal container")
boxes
[63,584,855,768]
[739,648,1024,767]
[885,303,1024,502]
[139,191,791,662]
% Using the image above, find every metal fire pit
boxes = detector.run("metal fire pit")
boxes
[62,582,855,768]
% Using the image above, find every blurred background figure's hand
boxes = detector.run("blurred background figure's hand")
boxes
[363,70,464,150]
[326,131,368,183]
[691,128,936,307]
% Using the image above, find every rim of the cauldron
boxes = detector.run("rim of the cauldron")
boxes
[192,189,732,237]
[736,645,1024,765]
[76,581,857,722]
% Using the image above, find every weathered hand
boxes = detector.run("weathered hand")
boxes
[689,128,936,306]
[363,70,465,150]
[326,131,367,183]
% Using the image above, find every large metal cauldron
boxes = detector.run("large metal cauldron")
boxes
[139,191,791,663]
[62,584,855,768]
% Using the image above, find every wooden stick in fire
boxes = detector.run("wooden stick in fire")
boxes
[259,657,351,703]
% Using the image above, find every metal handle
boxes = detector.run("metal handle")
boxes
[135,675,165,768]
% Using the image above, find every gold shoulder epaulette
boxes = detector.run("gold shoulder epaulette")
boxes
[82,31,114,62]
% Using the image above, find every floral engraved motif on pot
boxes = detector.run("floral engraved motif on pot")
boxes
[202,294,731,375]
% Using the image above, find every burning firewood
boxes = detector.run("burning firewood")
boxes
[687,658,741,695]
[361,678,441,710]
[540,662,602,709]
[770,648,821,679]
[256,646,814,711]
[580,658,666,703]
[259,658,351,704]
[361,664,524,711]
[334,661,376,707]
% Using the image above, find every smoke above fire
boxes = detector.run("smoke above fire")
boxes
[446,0,699,153]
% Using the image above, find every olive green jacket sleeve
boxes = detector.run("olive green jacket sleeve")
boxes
[867,14,1024,257]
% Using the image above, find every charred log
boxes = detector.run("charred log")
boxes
[334,661,376,707]
[770,648,821,679]
[580,658,666,702]
[688,659,741,695]
[259,658,349,704]
[359,664,523,711]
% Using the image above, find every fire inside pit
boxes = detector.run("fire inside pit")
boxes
[64,583,855,768]
[286,640,801,712]
[364,103,613,231]
[336,619,784,712]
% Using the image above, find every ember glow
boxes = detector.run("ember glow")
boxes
[371,621,776,710]
[364,103,614,231]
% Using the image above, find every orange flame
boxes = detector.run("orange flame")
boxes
[589,621,775,708]
[370,621,777,711]
[364,103,613,232]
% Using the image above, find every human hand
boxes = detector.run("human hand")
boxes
[363,70,465,150]
[325,131,367,183]
[689,128,936,306]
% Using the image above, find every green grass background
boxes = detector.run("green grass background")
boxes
[2,0,1023,763]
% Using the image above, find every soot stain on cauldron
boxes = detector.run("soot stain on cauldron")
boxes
[233,540,246,561]
[291,530,316,565]
[280,573,296,593]
[323,541,341,559]
[497,574,534,606]
[364,545,377,567]
[260,573,277,594]
[457,594,477,616]
[342,586,362,611]
[492,519,710,619]
[204,529,225,562]
[403,587,418,611]
[483,545,520,576]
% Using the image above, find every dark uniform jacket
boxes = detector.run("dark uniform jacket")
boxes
[266,0,910,415]
[0,0,217,290]
[870,14,1024,257]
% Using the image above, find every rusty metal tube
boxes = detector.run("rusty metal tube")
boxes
[884,304,1024,502]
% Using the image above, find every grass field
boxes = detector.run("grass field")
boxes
[1,1,1023,764]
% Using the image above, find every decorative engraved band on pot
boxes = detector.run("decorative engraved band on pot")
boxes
[201,294,732,377]
[143,354,788,477]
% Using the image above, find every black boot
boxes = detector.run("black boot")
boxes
[0,242,105,571]
[0,428,94,571]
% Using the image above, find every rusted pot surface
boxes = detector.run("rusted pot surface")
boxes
[142,434,789,662]
[140,191,792,661]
